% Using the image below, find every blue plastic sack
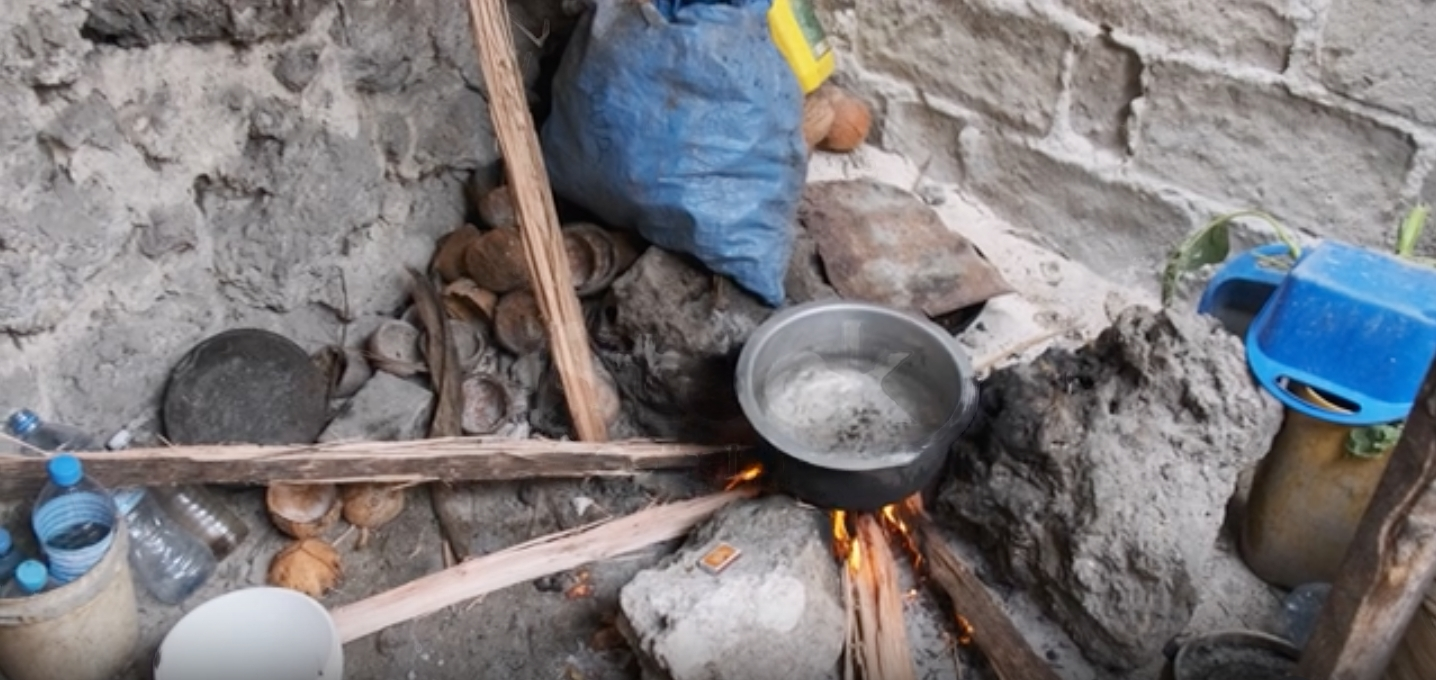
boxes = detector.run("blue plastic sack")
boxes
[540,0,808,307]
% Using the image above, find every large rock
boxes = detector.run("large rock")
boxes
[595,248,773,443]
[937,307,1283,671]
[1061,0,1295,71]
[619,496,844,680]
[319,372,434,442]
[81,0,330,48]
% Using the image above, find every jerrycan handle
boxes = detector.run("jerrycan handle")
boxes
[1196,243,1296,317]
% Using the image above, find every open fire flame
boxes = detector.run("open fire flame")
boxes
[718,462,975,655]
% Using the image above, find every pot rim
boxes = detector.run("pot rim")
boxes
[735,299,978,473]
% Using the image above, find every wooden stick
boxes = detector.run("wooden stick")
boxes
[0,438,738,492]
[1297,361,1436,680]
[913,516,1060,680]
[330,489,753,642]
[464,0,608,442]
[851,514,918,680]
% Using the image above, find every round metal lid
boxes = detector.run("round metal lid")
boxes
[162,328,330,446]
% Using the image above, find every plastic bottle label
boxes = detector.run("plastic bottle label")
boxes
[790,0,831,61]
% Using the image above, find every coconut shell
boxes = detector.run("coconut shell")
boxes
[313,345,372,399]
[366,318,425,377]
[563,230,600,293]
[478,186,518,229]
[267,483,342,539]
[802,93,837,149]
[340,483,406,531]
[821,89,872,153]
[433,225,483,283]
[461,372,521,435]
[268,538,342,599]
[442,279,499,323]
[464,227,530,293]
[564,223,619,296]
[494,289,546,355]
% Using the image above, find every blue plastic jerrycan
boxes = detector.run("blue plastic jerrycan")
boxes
[1198,240,1436,426]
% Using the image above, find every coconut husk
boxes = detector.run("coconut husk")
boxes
[268,538,342,599]
[267,483,342,539]
[803,92,837,149]
[340,483,406,549]
[366,318,426,377]
[442,279,499,324]
[433,225,483,283]
[477,185,517,229]
[463,227,530,293]
[494,289,546,355]
[461,372,523,435]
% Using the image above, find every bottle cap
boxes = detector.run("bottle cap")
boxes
[14,560,47,594]
[6,409,38,437]
[46,455,83,487]
[0,528,10,555]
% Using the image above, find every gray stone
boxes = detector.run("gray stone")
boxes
[960,127,1194,288]
[271,43,323,93]
[136,203,200,258]
[1134,62,1416,246]
[81,0,329,48]
[937,307,1284,671]
[10,6,90,87]
[619,496,844,680]
[319,372,433,442]
[880,102,966,184]
[857,0,1069,134]
[1320,0,1436,127]
[41,91,125,151]
[1070,33,1141,152]
[1062,0,1295,71]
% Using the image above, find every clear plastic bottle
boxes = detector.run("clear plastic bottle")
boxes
[0,560,53,598]
[113,488,216,604]
[0,529,23,584]
[32,454,117,584]
[9,409,250,562]
[6,409,102,453]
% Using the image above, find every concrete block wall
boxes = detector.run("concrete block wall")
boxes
[816,0,1436,289]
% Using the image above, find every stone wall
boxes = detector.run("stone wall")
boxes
[818,0,1436,287]
[0,0,564,438]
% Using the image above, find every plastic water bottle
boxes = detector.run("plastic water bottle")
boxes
[0,529,23,584]
[6,409,102,453]
[0,560,53,598]
[9,409,250,562]
[113,488,216,604]
[32,454,117,584]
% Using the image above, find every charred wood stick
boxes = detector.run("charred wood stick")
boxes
[851,514,918,680]
[1297,361,1436,680]
[913,516,1060,680]
[0,438,740,493]
[464,0,608,442]
[330,488,754,642]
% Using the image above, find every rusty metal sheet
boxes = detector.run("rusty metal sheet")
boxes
[798,180,1014,317]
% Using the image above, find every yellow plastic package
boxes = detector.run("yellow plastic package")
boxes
[768,0,835,93]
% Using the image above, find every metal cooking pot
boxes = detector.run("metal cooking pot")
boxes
[735,300,979,512]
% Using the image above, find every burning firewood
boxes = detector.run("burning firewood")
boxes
[906,499,1060,680]
[847,514,918,680]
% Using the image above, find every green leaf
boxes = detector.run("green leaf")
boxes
[1396,204,1430,258]
[1346,422,1403,459]
[1161,210,1301,306]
